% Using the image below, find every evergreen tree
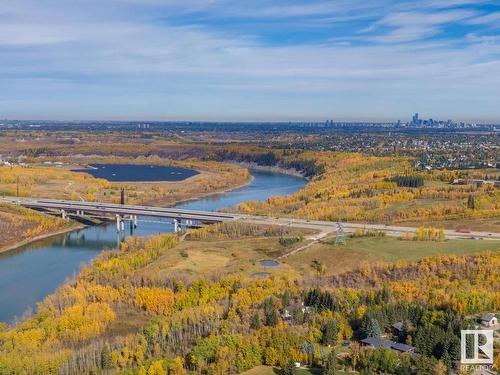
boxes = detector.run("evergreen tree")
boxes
[282,360,296,375]
[263,298,279,326]
[322,319,339,346]
[467,194,476,209]
[281,290,291,308]
[324,351,338,375]
[101,343,113,369]
[361,314,383,338]
[250,312,261,330]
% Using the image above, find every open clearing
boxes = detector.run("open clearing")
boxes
[241,365,355,375]
[138,228,500,281]
[283,236,500,277]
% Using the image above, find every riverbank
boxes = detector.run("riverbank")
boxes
[0,170,253,255]
[0,169,308,324]
[0,222,84,255]
[0,164,306,255]
[167,174,255,207]
[234,161,309,180]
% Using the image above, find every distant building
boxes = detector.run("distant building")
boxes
[392,322,404,336]
[281,309,292,322]
[452,178,500,187]
[480,313,498,327]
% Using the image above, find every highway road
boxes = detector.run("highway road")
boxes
[238,215,500,241]
[2,196,499,241]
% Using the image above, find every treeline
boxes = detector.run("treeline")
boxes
[233,151,499,223]
[185,222,298,241]
[390,175,424,188]
[211,149,325,177]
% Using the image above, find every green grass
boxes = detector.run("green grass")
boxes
[296,369,323,375]
[242,366,355,375]
[284,236,500,277]
[242,366,277,375]
[336,236,500,262]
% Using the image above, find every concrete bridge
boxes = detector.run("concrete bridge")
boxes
[1,197,499,241]
[0,197,236,232]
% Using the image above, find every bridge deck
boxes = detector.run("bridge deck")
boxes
[0,197,236,223]
[1,197,499,240]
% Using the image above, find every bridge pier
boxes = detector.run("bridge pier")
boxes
[173,219,180,232]
[133,215,138,228]
[116,214,122,232]
[61,209,67,220]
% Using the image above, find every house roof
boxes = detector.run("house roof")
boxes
[361,337,394,349]
[361,337,415,353]
[480,313,496,322]
[392,322,404,331]
[391,342,415,352]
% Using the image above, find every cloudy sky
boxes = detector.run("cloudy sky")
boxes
[1,0,500,121]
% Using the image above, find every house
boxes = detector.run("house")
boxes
[361,337,415,354]
[480,313,498,327]
[391,342,416,354]
[281,309,292,322]
[452,178,500,186]
[392,322,404,336]
[361,337,393,349]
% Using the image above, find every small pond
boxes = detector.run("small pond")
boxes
[260,259,280,268]
[73,163,199,182]
[250,272,271,279]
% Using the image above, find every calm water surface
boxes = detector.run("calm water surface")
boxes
[73,163,199,182]
[0,170,305,323]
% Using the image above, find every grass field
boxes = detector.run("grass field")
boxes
[241,366,355,375]
[137,225,500,282]
[137,235,303,282]
[398,217,500,232]
[283,236,500,277]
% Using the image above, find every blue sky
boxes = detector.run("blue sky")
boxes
[1,0,500,122]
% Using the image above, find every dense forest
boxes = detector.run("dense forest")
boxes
[228,150,499,225]
[0,224,498,374]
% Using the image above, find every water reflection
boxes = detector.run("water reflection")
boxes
[0,170,306,323]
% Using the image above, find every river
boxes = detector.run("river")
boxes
[0,169,306,323]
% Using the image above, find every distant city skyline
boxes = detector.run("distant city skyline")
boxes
[1,1,500,122]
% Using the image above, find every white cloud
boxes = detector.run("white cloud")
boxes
[466,11,500,25]
[366,9,477,43]
[0,0,499,120]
